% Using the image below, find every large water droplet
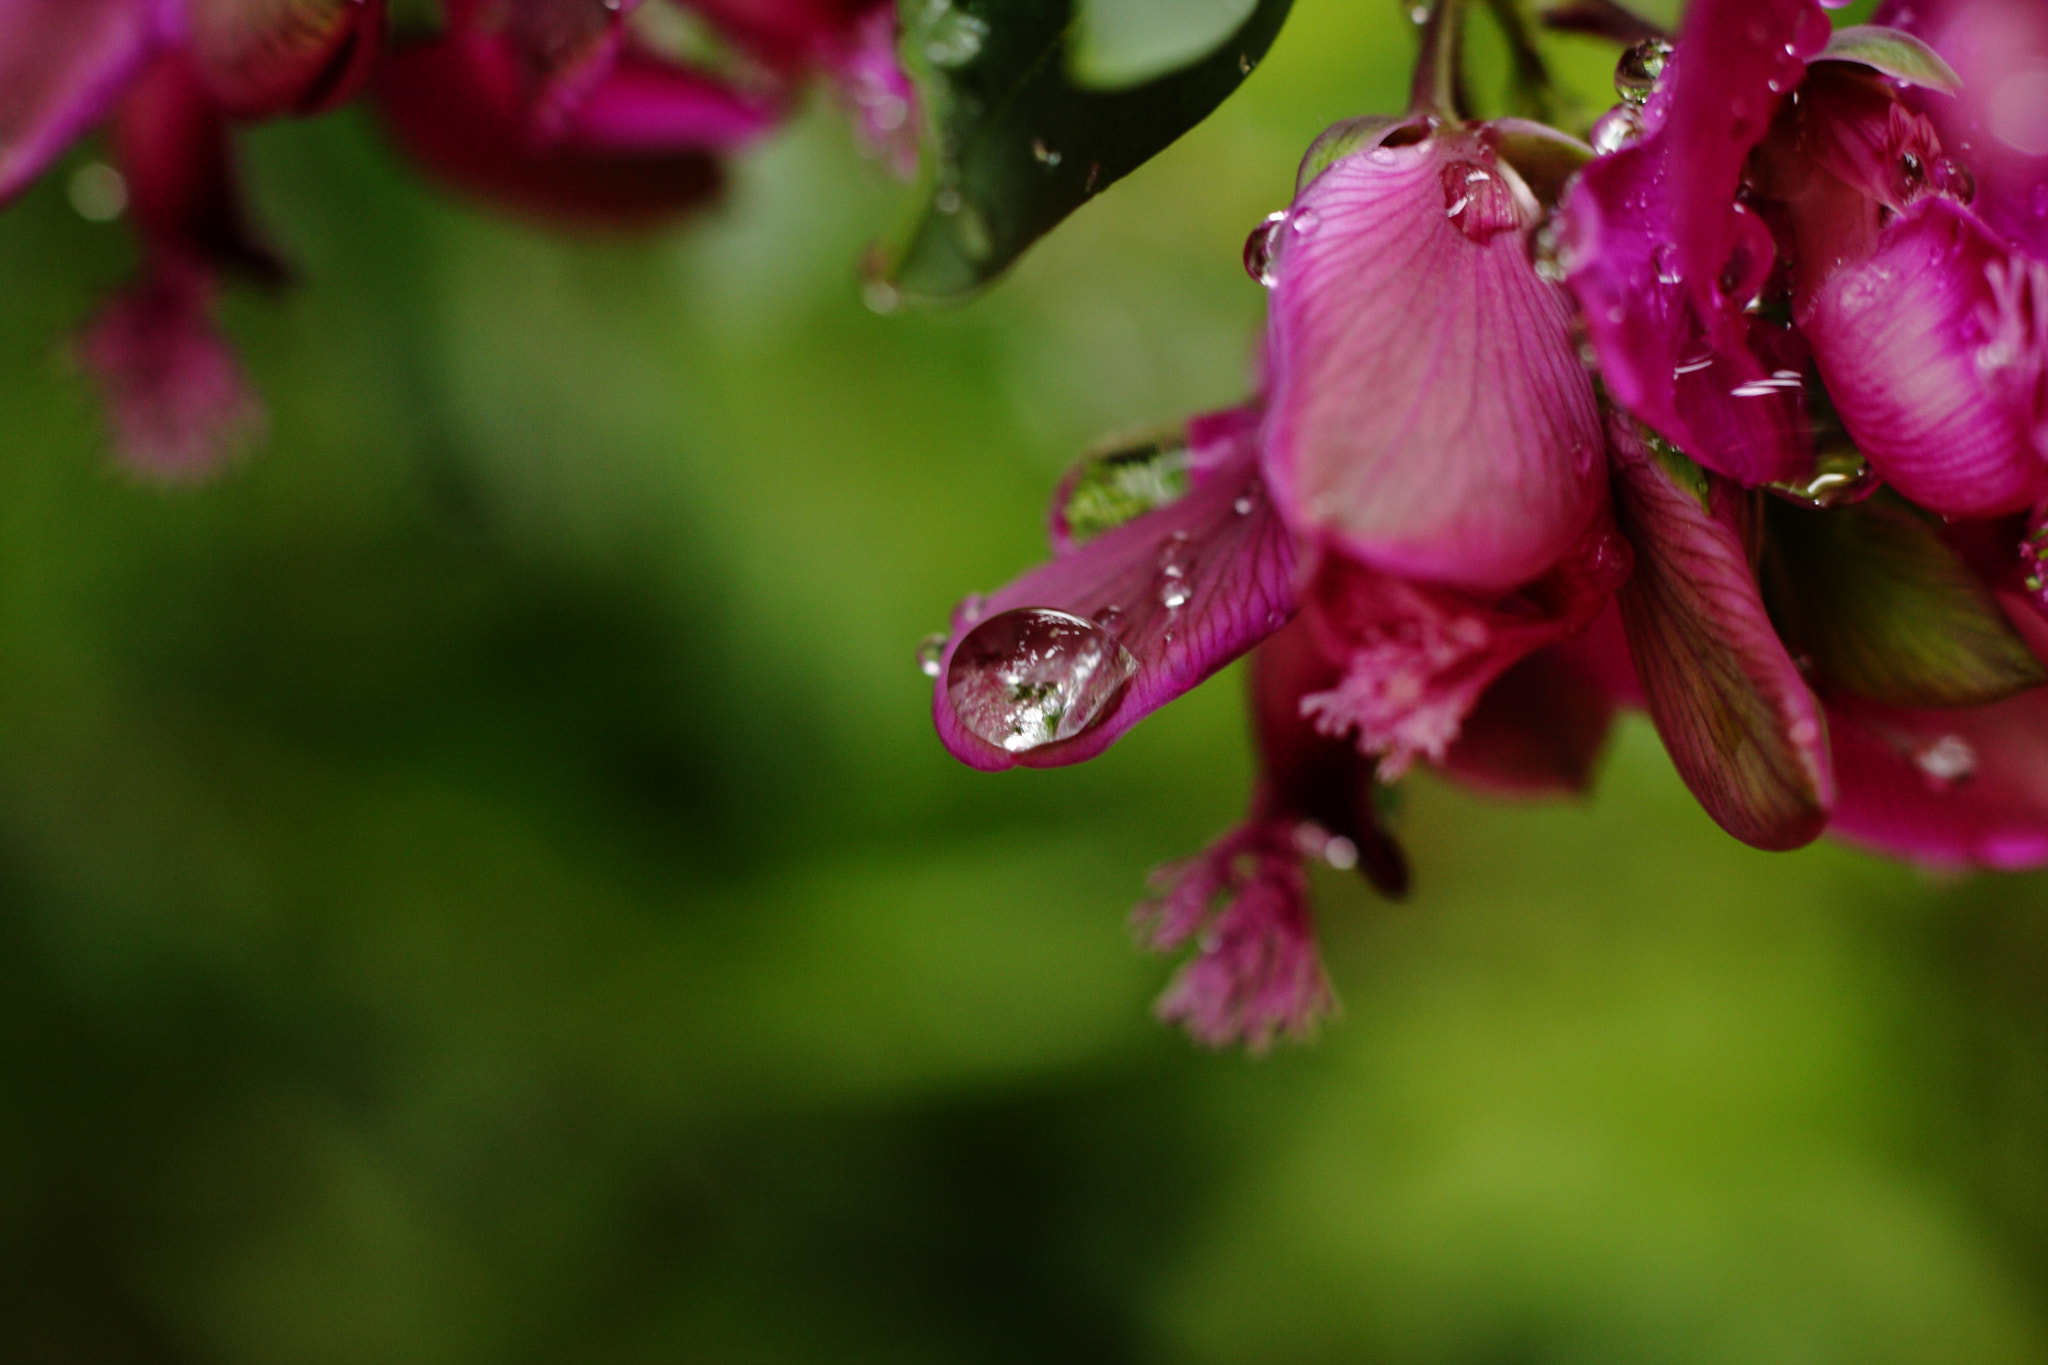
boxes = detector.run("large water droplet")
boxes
[1243,209,1288,287]
[1615,39,1672,106]
[916,632,947,677]
[1767,448,1879,508]
[1058,428,1192,545]
[1914,734,1976,788]
[1589,104,1643,156]
[919,3,988,66]
[947,608,1139,752]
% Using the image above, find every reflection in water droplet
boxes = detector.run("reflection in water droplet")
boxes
[1915,734,1977,787]
[947,608,1139,752]
[1615,39,1672,105]
[916,632,947,677]
[1589,105,1643,155]
[1058,428,1193,544]
[1768,448,1879,508]
[1243,210,1288,287]
[1653,242,1682,285]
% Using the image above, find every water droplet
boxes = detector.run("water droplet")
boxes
[1291,207,1319,236]
[1238,52,1255,74]
[1615,39,1672,105]
[1057,428,1192,545]
[1243,209,1288,287]
[1768,448,1879,508]
[916,632,947,677]
[934,186,962,214]
[959,592,987,624]
[862,280,900,314]
[1653,243,1682,285]
[1408,3,1428,23]
[946,608,1139,752]
[1156,531,1192,609]
[1095,603,1125,634]
[1589,104,1643,155]
[1233,495,1254,515]
[1914,734,1976,787]
[1932,157,1976,204]
[67,163,126,222]
[1030,137,1061,167]
[1530,219,1568,282]
[920,4,988,66]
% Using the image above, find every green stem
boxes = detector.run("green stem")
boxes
[1407,0,1468,122]
[1485,0,1560,122]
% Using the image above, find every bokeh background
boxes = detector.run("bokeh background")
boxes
[1,1,2044,1360]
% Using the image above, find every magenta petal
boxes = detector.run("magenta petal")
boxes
[74,264,262,479]
[1829,595,2048,868]
[1875,0,2048,261]
[567,54,783,152]
[1611,423,1834,851]
[184,0,386,119]
[1807,198,2048,518]
[0,0,157,204]
[1561,0,1830,486]
[1262,130,1604,593]
[931,409,1297,772]
[1435,641,1619,798]
[1295,515,1631,779]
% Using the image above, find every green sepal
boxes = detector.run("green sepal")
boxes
[872,0,1296,305]
[1295,116,1419,196]
[1762,495,2045,708]
[1816,25,1962,94]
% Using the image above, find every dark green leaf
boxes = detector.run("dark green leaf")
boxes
[1762,495,2044,708]
[874,0,1296,303]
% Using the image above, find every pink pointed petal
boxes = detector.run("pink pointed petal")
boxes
[1261,130,1604,593]
[1611,422,1834,851]
[1874,0,2048,260]
[184,0,387,119]
[1295,515,1632,779]
[1134,820,1335,1053]
[1561,0,1830,486]
[74,263,262,480]
[931,409,1298,772]
[114,55,288,283]
[1829,595,2048,869]
[374,36,744,228]
[567,54,783,151]
[0,0,157,204]
[1807,198,2048,518]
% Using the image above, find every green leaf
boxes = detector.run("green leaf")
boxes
[1761,495,2045,708]
[1070,0,1259,88]
[874,0,1296,304]
[1816,25,1962,94]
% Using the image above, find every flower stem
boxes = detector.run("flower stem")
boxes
[1408,0,1468,122]
[1486,0,1560,122]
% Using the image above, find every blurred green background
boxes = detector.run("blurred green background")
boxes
[0,1,2043,1360]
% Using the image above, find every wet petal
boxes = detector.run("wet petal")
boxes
[1611,421,1834,851]
[1828,600,2048,870]
[1296,515,1631,779]
[931,408,1297,772]
[1560,0,1830,485]
[184,0,387,118]
[1874,0,2048,261]
[1806,198,2048,518]
[1262,129,1604,593]
[1134,820,1335,1052]
[74,263,262,480]
[0,0,159,204]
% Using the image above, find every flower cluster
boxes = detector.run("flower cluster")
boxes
[923,0,2048,1048]
[1,0,912,477]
